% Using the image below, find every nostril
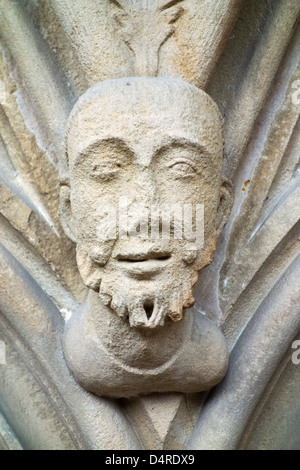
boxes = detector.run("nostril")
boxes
[144,301,154,320]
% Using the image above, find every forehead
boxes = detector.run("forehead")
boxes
[67,78,223,163]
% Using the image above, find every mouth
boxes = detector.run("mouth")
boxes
[115,251,172,279]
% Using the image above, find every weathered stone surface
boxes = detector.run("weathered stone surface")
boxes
[61,76,231,397]
[0,0,299,450]
[0,411,22,450]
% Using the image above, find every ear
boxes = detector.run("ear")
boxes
[216,178,234,235]
[59,180,77,243]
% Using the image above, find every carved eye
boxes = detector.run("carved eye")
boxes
[89,162,121,181]
[167,160,198,178]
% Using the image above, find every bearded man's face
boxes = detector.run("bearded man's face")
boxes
[64,77,224,328]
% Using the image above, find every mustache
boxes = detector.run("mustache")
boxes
[112,241,173,261]
[90,239,173,264]
[89,238,198,269]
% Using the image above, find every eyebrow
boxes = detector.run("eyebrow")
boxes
[74,137,132,164]
[73,134,218,167]
[153,137,210,157]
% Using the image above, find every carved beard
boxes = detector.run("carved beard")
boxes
[98,258,198,329]
[76,240,200,329]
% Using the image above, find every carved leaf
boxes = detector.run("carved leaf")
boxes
[110,0,185,75]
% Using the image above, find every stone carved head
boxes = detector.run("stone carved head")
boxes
[59,77,233,397]
[60,77,232,328]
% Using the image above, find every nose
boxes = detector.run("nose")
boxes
[121,167,161,239]
[131,167,160,207]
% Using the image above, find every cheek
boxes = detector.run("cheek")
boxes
[158,177,201,204]
[70,180,119,242]
[157,175,220,204]
[159,179,220,236]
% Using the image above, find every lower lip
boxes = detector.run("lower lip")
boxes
[118,259,170,279]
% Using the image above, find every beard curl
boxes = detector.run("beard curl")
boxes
[76,240,115,290]
[98,265,198,329]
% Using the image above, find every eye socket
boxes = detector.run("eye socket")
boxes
[167,160,198,178]
[89,162,121,181]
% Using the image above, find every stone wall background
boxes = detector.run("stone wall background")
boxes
[0,0,299,450]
